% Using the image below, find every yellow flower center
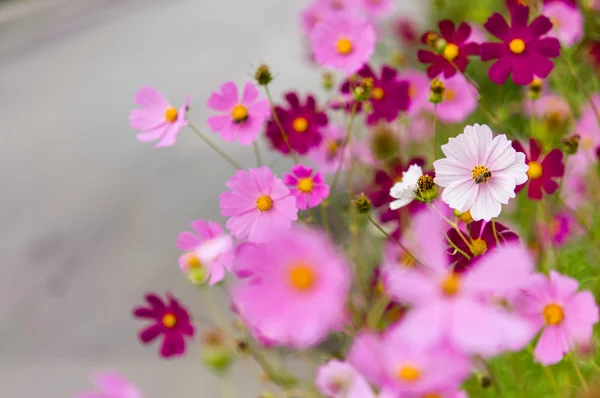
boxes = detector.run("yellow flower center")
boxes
[336,38,353,55]
[443,88,456,101]
[289,264,315,291]
[165,107,178,123]
[509,38,526,54]
[527,161,543,180]
[422,394,442,398]
[293,117,309,133]
[459,210,473,224]
[408,84,417,99]
[441,273,460,296]
[443,43,459,61]
[187,254,202,269]
[298,177,314,193]
[543,303,565,325]
[472,165,491,184]
[256,195,273,212]
[162,313,177,328]
[471,238,488,256]
[397,365,421,382]
[231,105,249,122]
[372,87,385,100]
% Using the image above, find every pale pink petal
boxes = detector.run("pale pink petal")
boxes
[469,184,501,221]
[155,123,181,148]
[563,291,599,342]
[242,82,260,104]
[534,326,569,365]
[495,152,529,185]
[220,81,239,103]
[134,86,169,108]
[441,178,478,213]
[433,158,472,187]
[207,115,232,133]
[412,208,448,270]
[190,220,213,240]
[347,332,386,385]
[136,124,167,143]
[396,303,446,348]
[549,270,579,301]
[484,133,515,171]
[383,267,439,305]
[176,231,201,251]
[208,262,226,285]
[129,109,166,131]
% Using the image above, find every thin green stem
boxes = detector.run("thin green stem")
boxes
[492,219,500,246]
[188,122,243,170]
[253,141,263,167]
[264,86,299,164]
[445,233,471,260]
[319,203,331,235]
[330,102,358,193]
[432,104,438,162]
[570,353,588,392]
[366,214,424,266]
[429,203,473,253]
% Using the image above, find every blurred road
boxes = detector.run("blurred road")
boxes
[0,0,424,396]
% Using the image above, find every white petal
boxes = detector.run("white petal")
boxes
[497,152,529,185]
[441,178,478,213]
[433,158,472,187]
[390,196,413,210]
[487,174,516,204]
[402,164,423,185]
[473,124,494,165]
[485,134,517,171]
[469,184,501,221]
[440,132,478,168]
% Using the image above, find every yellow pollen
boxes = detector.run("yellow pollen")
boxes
[443,43,459,61]
[422,394,442,398]
[543,303,565,325]
[472,165,491,183]
[408,84,417,99]
[162,313,177,328]
[337,38,353,55]
[441,273,460,296]
[256,195,273,212]
[293,117,309,133]
[297,177,314,193]
[372,87,384,100]
[187,254,202,269]
[443,89,456,101]
[165,107,178,123]
[459,210,473,224]
[509,38,526,54]
[289,264,315,291]
[471,238,488,256]
[231,105,249,122]
[397,366,421,382]
[527,161,543,179]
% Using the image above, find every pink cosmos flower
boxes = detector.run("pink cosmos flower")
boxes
[397,69,430,117]
[309,124,349,174]
[434,124,529,221]
[526,93,571,126]
[231,226,351,348]
[129,87,189,148]
[316,360,376,398]
[431,74,478,124]
[283,164,330,210]
[301,0,326,34]
[348,328,471,395]
[75,372,143,398]
[220,167,298,243]
[561,164,587,209]
[575,94,600,162]
[310,14,377,76]
[515,271,599,365]
[176,220,233,285]
[206,81,270,145]
[383,208,535,357]
[468,23,488,43]
[399,115,433,142]
[360,0,395,20]
[539,211,575,247]
[542,1,583,46]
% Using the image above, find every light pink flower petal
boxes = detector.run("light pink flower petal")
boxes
[134,86,169,108]
[155,123,180,148]
[190,219,213,240]
[220,81,239,103]
[470,184,501,221]
[484,134,515,171]
[563,291,599,342]
[208,262,226,285]
[177,231,201,251]
[136,124,167,143]
[441,178,478,213]
[316,360,376,398]
[129,109,166,131]
[207,115,232,133]
[347,332,386,385]
[549,270,579,301]
[433,158,472,187]
[383,268,439,305]
[396,303,445,348]
[534,326,569,365]
[242,82,260,104]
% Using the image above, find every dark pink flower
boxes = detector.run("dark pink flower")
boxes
[512,139,565,200]
[283,164,330,210]
[417,20,480,78]
[265,92,328,155]
[133,293,195,358]
[481,4,561,85]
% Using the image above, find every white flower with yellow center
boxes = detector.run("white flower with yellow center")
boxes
[389,164,422,210]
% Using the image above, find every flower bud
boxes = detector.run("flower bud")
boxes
[254,64,273,86]
[370,125,400,161]
[201,328,234,374]
[561,134,580,155]
[423,31,439,48]
[354,193,372,214]
[322,72,334,91]
[353,77,374,102]
[415,174,439,203]
[429,78,445,104]
[453,209,462,218]
[390,51,407,68]
[528,77,543,100]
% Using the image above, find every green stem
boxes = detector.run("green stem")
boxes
[264,86,299,164]
[492,219,500,246]
[569,353,588,392]
[445,233,471,260]
[253,141,263,167]
[366,214,423,266]
[432,104,438,162]
[319,203,331,235]
[188,122,243,170]
[330,102,358,193]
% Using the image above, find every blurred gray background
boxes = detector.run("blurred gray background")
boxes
[0,0,424,396]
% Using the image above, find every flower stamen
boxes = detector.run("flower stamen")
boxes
[231,105,249,123]
[289,264,315,291]
[372,87,384,100]
[509,38,526,54]
[256,195,273,212]
[298,177,314,193]
[443,43,459,61]
[165,107,178,123]
[527,161,543,179]
[162,313,177,328]
[336,38,353,55]
[472,165,492,184]
[396,365,421,382]
[293,117,309,133]
[543,303,565,325]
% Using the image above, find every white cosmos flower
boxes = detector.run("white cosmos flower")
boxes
[389,164,422,210]
[433,124,529,221]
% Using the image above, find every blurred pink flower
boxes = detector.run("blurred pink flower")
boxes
[575,94,600,164]
[360,0,395,19]
[207,81,270,145]
[542,1,584,46]
[316,360,376,398]
[283,164,330,210]
[309,124,349,174]
[397,69,430,117]
[129,87,189,148]
[220,167,298,243]
[176,220,233,285]
[75,372,143,398]
[525,93,570,125]
[431,74,478,123]
[231,226,351,348]
[515,271,599,365]
[539,211,575,247]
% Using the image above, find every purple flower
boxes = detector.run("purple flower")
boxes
[481,4,561,85]
[133,293,195,358]
[283,164,330,210]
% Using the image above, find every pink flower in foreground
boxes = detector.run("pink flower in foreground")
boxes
[75,372,143,398]
[207,81,270,145]
[310,14,376,76]
[542,1,583,46]
[432,74,478,123]
[220,167,298,243]
[348,329,471,395]
[316,360,376,398]
[516,271,599,365]
[434,124,529,221]
[129,87,189,148]
[176,220,233,285]
[232,226,351,348]
[283,164,330,210]
[383,209,534,356]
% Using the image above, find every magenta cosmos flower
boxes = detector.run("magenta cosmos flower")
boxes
[340,64,410,126]
[231,226,351,348]
[434,124,529,221]
[310,14,376,76]
[132,293,195,358]
[265,92,328,155]
[220,167,298,243]
[283,164,330,210]
[129,87,189,148]
[516,271,599,365]
[418,20,480,78]
[481,3,561,85]
[539,211,575,247]
[432,74,478,123]
[75,372,143,398]
[176,219,233,285]
[348,329,471,395]
[512,139,564,200]
[316,360,376,398]
[542,1,583,47]
[384,209,534,356]
[206,81,270,145]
